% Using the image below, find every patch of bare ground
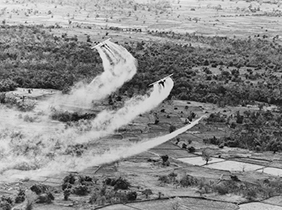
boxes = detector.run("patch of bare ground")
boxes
[263,196,282,207]
[239,202,282,210]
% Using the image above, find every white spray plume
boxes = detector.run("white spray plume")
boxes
[0,41,177,181]
[73,76,174,144]
[0,76,173,178]
[62,116,205,171]
[51,40,137,108]
[0,116,204,181]
[0,77,173,178]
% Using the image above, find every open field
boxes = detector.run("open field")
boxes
[0,0,282,42]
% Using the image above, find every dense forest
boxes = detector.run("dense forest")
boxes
[1,25,282,107]
[0,25,101,91]
[205,109,282,153]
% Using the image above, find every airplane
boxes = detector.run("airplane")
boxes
[149,74,173,87]
[91,38,125,68]
[91,38,111,49]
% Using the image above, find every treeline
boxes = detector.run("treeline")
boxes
[229,110,282,153]
[1,25,282,107]
[205,110,282,153]
[147,30,282,69]
[0,25,102,91]
[123,37,282,106]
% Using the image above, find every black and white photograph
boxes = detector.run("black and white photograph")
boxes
[0,0,282,209]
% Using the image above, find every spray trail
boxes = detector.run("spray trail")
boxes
[58,116,205,172]
[0,77,173,175]
[0,116,204,180]
[51,40,137,108]
[89,40,137,98]
[73,76,174,144]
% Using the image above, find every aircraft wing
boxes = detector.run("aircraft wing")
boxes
[91,38,111,49]
[149,74,173,86]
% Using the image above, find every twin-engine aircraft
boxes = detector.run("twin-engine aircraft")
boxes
[149,74,173,88]
[91,38,125,67]
[92,40,173,88]
[91,38,112,49]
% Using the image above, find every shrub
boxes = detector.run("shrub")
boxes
[126,191,137,201]
[162,160,170,166]
[179,175,198,187]
[230,122,236,129]
[0,196,13,210]
[64,188,71,201]
[202,150,212,165]
[161,155,169,162]
[236,115,244,124]
[154,118,159,124]
[169,125,176,133]
[36,192,54,204]
[0,201,11,210]
[168,172,178,183]
[79,175,93,184]
[198,179,212,194]
[0,79,17,92]
[142,189,153,198]
[30,184,49,195]
[18,100,36,112]
[104,177,115,186]
[158,175,170,184]
[63,173,76,185]
[117,192,127,203]
[3,94,36,111]
[188,146,196,153]
[89,190,99,204]
[206,112,226,123]
[62,183,72,191]
[15,189,25,203]
[0,93,6,103]
[225,139,239,148]
[72,185,90,196]
[243,187,257,201]
[214,183,229,195]
[211,63,217,68]
[113,177,130,190]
